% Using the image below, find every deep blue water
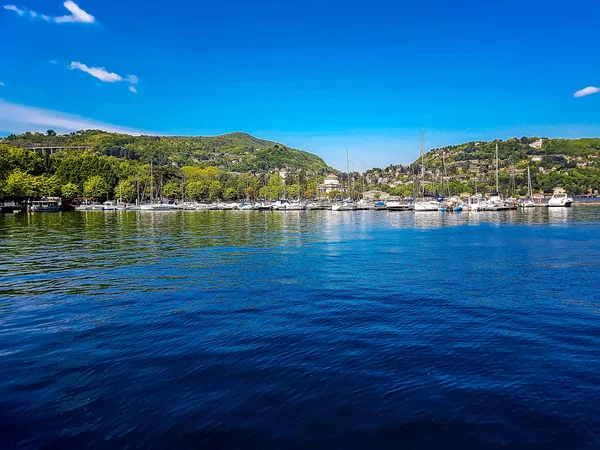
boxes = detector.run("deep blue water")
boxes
[1,207,600,449]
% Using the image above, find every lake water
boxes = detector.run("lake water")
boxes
[1,208,600,449]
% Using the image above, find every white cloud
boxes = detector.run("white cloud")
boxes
[573,86,600,98]
[3,4,25,15]
[0,81,4,87]
[0,99,153,135]
[69,61,140,92]
[54,1,94,23]
[3,1,95,24]
[49,60,58,65]
[70,61,123,83]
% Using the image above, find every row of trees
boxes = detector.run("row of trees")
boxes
[0,144,327,202]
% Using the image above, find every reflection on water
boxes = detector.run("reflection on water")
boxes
[1,207,600,449]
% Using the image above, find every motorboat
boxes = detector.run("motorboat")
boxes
[466,195,487,211]
[355,199,371,210]
[256,202,272,211]
[548,188,573,207]
[331,200,356,211]
[285,201,306,211]
[140,203,173,211]
[30,197,62,212]
[272,200,291,210]
[238,203,255,210]
[386,200,412,211]
[102,201,117,211]
[307,202,328,210]
[413,198,440,211]
[374,201,387,210]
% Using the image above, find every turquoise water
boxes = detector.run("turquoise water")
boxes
[1,208,600,449]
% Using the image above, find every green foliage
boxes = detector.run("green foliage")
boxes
[186,181,208,201]
[4,170,44,198]
[84,175,110,201]
[43,175,61,197]
[115,178,137,202]
[328,190,343,199]
[61,182,80,199]
[3,130,330,172]
[162,179,182,199]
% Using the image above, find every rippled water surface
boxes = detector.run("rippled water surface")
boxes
[1,208,600,449]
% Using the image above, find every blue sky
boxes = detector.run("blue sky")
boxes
[1,0,600,169]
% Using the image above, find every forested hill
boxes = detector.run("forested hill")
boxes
[366,137,600,196]
[1,130,330,172]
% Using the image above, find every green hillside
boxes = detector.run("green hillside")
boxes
[2,130,329,172]
[365,137,600,197]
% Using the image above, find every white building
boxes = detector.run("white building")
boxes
[363,190,390,200]
[318,174,342,197]
[529,139,543,149]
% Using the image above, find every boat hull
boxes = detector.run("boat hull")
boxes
[414,201,439,212]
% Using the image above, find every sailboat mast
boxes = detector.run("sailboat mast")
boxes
[362,160,365,199]
[150,161,153,203]
[527,165,532,197]
[346,148,350,199]
[495,142,499,194]
[420,128,425,197]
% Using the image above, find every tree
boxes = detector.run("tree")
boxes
[186,181,208,201]
[4,169,43,198]
[61,182,80,199]
[224,187,237,200]
[115,178,136,201]
[208,180,222,200]
[162,179,182,199]
[47,129,57,137]
[43,175,61,196]
[84,175,110,200]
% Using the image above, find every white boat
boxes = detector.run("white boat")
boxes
[414,199,440,211]
[256,202,272,211]
[307,202,329,210]
[386,200,412,211]
[332,200,356,211]
[548,188,573,207]
[30,198,62,212]
[285,201,306,211]
[355,199,371,210]
[521,166,536,207]
[102,201,117,211]
[140,203,173,211]
[238,203,255,210]
[466,195,487,211]
[272,200,291,210]
[374,201,387,210]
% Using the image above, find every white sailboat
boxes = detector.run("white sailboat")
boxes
[521,166,536,207]
[332,149,357,211]
[414,128,440,212]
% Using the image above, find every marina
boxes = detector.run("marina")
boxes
[5,191,595,214]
